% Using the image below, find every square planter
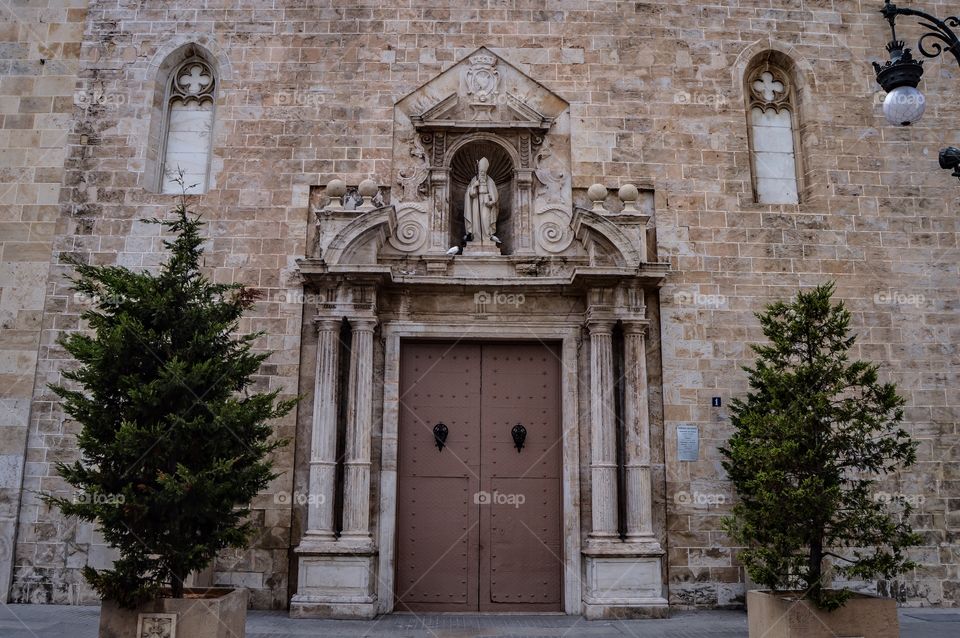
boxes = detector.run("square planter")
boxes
[747,590,898,638]
[99,587,248,638]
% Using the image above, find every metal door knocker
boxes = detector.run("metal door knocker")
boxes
[511,423,526,452]
[433,423,449,451]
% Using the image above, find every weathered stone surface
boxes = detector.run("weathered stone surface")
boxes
[0,0,87,602]
[0,0,956,614]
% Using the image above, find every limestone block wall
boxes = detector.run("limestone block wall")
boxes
[0,0,87,602]
[3,0,958,609]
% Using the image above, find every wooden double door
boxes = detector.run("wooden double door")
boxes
[395,342,563,612]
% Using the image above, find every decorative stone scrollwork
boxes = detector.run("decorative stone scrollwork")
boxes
[432,131,445,166]
[389,205,429,253]
[534,146,566,205]
[519,134,531,168]
[535,207,573,254]
[396,133,429,201]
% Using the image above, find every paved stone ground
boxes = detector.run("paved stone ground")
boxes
[1,604,957,637]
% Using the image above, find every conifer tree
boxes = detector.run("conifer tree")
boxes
[47,191,296,608]
[720,282,920,609]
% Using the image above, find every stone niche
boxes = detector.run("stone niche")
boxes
[389,47,575,258]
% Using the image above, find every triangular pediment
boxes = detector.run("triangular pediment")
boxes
[397,47,567,132]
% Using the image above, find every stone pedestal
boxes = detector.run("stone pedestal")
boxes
[461,242,502,256]
[582,544,668,619]
[290,541,378,619]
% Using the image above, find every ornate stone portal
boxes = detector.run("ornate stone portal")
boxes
[291,48,669,619]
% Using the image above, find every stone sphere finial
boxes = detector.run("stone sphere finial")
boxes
[326,178,347,197]
[358,179,378,198]
[357,178,378,211]
[618,183,640,212]
[325,178,346,210]
[587,183,608,212]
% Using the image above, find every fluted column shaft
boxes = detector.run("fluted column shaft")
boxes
[304,318,343,540]
[623,321,655,541]
[588,318,619,539]
[340,317,376,541]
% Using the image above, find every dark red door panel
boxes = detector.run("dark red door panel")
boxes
[396,343,481,612]
[396,342,562,612]
[479,343,562,612]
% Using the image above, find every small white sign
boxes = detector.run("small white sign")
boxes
[677,425,699,462]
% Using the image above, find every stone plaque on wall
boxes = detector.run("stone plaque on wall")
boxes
[677,425,699,462]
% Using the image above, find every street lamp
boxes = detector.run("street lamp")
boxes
[872,1,960,180]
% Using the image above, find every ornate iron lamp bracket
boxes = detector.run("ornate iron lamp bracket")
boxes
[876,2,960,182]
[881,1,960,67]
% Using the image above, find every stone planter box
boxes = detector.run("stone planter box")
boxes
[747,590,898,638]
[99,587,248,638]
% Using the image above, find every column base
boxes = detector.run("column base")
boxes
[291,542,378,619]
[290,598,378,620]
[583,600,670,620]
[582,544,667,619]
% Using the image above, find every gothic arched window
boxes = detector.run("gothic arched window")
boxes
[159,57,216,194]
[745,61,801,204]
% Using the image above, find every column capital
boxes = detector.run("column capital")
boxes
[348,317,378,332]
[584,313,615,334]
[313,316,343,333]
[428,167,449,184]
[621,320,649,337]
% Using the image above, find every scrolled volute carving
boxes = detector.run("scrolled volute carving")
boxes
[535,207,573,254]
[388,205,429,253]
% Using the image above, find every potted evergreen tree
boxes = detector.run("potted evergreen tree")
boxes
[720,283,921,638]
[46,191,296,638]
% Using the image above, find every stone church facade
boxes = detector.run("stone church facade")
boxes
[1,0,957,617]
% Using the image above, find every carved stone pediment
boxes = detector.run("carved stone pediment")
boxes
[411,92,554,131]
[301,48,665,290]
[400,48,564,133]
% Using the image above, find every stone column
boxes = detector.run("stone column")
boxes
[340,317,376,542]
[622,321,656,542]
[514,169,534,253]
[587,316,619,540]
[429,166,449,251]
[304,318,341,542]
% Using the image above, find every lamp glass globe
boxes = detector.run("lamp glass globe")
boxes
[882,86,926,126]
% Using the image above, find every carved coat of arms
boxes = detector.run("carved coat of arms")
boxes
[465,53,500,104]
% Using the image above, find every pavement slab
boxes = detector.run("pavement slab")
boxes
[0,604,956,638]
